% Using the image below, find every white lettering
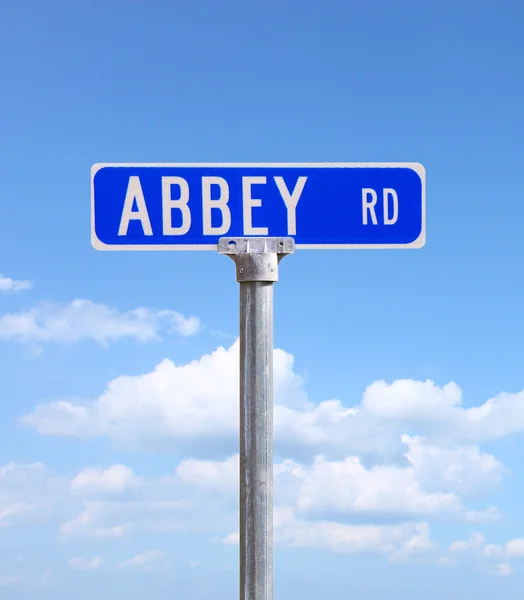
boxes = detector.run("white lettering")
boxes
[362,188,378,225]
[242,176,268,235]
[162,177,191,235]
[274,176,307,235]
[118,176,153,236]
[202,177,231,235]
[383,188,398,225]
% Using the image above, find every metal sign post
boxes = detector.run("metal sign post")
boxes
[219,237,295,600]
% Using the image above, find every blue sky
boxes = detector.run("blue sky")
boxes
[1,0,524,598]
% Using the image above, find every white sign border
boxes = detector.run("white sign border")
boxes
[91,162,426,250]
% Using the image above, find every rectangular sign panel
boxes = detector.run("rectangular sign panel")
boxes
[91,163,425,250]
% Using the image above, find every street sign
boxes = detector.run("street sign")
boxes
[90,160,427,600]
[91,163,425,250]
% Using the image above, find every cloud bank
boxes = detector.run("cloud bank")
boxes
[0,299,200,347]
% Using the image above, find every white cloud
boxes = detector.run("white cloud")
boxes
[0,275,32,293]
[0,299,200,347]
[277,517,427,557]
[483,543,505,558]
[448,533,485,553]
[70,465,142,497]
[322,439,494,519]
[0,456,514,574]
[362,379,463,421]
[295,454,462,519]
[18,342,311,450]
[8,338,524,567]
[68,557,103,571]
[174,442,498,524]
[0,570,56,588]
[20,340,524,462]
[478,537,524,560]
[118,550,166,573]
[0,463,192,541]
[176,454,238,491]
[480,537,524,561]
[505,538,524,558]
[462,507,501,523]
[67,552,170,574]
[222,532,239,545]
[444,533,524,575]
[0,574,22,587]
[57,453,464,543]
[19,401,98,438]
[58,473,194,541]
[0,463,67,527]
[224,506,434,560]
[6,388,513,554]
[273,401,393,460]
[60,505,132,540]
[22,343,241,443]
[362,379,524,445]
[494,562,513,576]
[402,434,505,496]
[58,492,223,542]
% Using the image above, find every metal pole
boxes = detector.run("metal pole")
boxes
[218,237,295,600]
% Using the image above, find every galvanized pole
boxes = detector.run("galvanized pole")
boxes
[218,237,295,600]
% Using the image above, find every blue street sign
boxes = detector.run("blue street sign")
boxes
[91,163,425,250]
